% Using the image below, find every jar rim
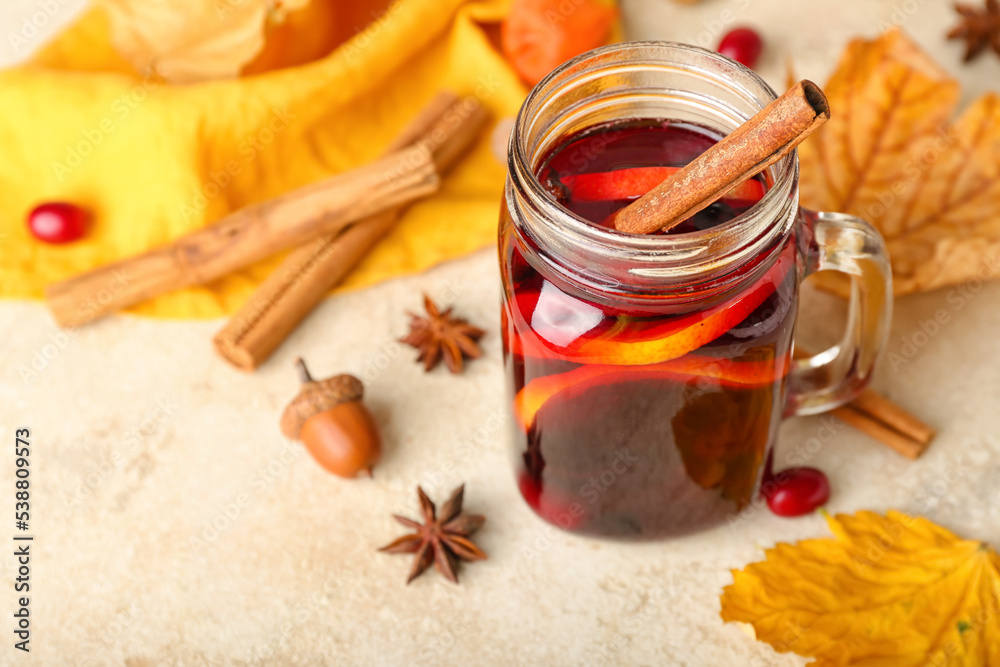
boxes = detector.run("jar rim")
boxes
[506,40,799,300]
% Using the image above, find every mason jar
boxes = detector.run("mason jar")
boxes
[499,42,892,540]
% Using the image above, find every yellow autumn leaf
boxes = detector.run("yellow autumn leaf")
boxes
[798,29,1000,296]
[98,0,310,82]
[721,510,1000,666]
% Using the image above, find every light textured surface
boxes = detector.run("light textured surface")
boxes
[2,1,1000,665]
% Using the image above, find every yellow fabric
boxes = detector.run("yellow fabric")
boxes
[0,0,525,319]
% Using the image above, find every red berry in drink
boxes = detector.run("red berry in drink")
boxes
[763,467,829,517]
[27,202,88,244]
[717,28,764,69]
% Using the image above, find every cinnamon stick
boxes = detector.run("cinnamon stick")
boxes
[213,93,489,370]
[45,144,440,329]
[831,398,932,460]
[846,389,936,449]
[613,80,830,235]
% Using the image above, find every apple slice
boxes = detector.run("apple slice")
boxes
[513,353,788,432]
[562,166,766,204]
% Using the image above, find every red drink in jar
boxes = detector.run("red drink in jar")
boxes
[503,120,795,537]
[499,43,892,540]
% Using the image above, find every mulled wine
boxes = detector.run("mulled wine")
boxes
[501,119,797,538]
[500,42,892,541]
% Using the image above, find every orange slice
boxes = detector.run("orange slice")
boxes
[511,241,795,366]
[513,354,788,431]
[563,167,766,204]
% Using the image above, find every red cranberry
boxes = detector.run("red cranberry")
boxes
[763,467,830,517]
[717,28,764,69]
[27,202,88,244]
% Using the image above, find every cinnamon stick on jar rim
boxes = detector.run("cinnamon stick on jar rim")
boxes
[613,80,830,235]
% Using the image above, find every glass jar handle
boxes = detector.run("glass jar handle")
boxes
[786,210,893,416]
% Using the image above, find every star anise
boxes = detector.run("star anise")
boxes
[400,296,485,374]
[378,485,486,584]
[948,0,1000,62]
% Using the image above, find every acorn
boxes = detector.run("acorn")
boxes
[280,358,381,478]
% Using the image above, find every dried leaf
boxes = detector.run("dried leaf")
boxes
[721,510,1000,666]
[99,0,310,83]
[798,29,1000,296]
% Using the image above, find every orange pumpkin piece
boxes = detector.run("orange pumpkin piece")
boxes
[501,0,617,86]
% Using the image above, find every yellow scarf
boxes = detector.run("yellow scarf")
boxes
[0,0,524,318]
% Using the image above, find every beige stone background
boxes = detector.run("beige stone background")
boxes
[2,0,999,665]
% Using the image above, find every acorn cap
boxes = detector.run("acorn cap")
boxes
[280,359,365,440]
